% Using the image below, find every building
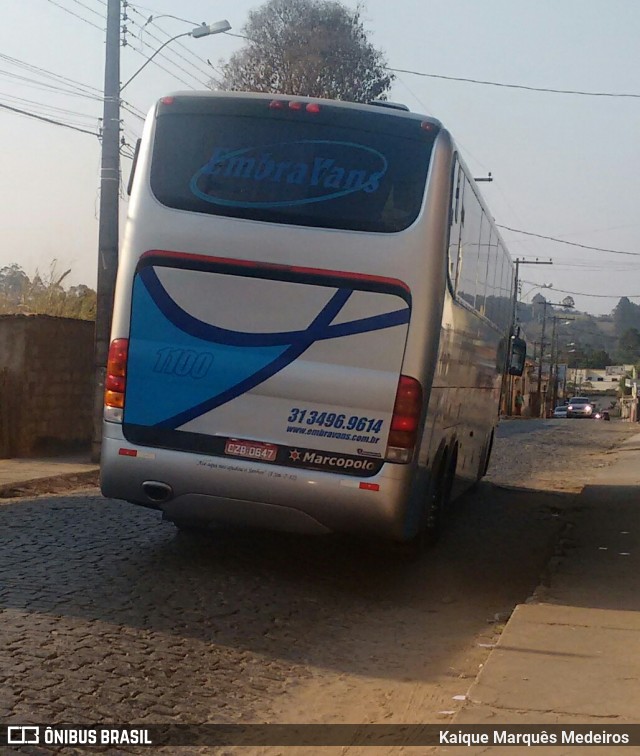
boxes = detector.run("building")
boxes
[568,365,634,395]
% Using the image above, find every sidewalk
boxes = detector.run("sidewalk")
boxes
[0,454,99,497]
[446,432,640,750]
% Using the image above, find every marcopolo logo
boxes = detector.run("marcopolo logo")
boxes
[292,450,378,472]
[189,140,388,209]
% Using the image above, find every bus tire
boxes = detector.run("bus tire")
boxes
[395,453,449,559]
[477,430,494,481]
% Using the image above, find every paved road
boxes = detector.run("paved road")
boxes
[496,417,563,438]
[1,421,636,752]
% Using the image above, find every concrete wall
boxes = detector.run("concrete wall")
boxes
[0,315,94,457]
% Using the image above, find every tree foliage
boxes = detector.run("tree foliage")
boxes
[216,0,394,102]
[615,327,640,364]
[0,262,96,320]
[612,297,640,334]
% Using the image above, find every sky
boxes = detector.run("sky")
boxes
[0,0,638,315]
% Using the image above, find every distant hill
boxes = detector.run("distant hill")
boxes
[517,296,640,367]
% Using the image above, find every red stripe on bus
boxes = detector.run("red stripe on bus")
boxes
[139,250,411,294]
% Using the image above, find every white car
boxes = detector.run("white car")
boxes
[566,397,594,418]
[553,405,568,418]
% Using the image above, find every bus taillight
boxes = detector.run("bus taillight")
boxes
[386,375,422,462]
[104,338,129,421]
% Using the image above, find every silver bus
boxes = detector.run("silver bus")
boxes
[101,91,525,548]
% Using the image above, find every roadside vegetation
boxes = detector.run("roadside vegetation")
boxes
[0,262,96,320]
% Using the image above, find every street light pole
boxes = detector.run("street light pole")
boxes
[92,0,120,462]
[120,20,231,92]
[91,10,231,461]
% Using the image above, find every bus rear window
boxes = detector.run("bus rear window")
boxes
[149,98,437,233]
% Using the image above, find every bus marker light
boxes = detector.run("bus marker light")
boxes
[269,100,284,109]
[119,448,137,457]
[359,482,380,491]
[160,96,175,105]
[289,101,303,111]
[306,103,321,113]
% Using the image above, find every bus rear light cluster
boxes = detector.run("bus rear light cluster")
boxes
[269,99,321,113]
[104,338,129,421]
[386,375,422,463]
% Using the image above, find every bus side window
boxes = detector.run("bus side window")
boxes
[457,176,481,308]
[448,163,464,288]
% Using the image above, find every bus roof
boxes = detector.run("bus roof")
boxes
[155,90,442,130]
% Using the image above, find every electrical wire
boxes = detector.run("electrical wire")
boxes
[498,225,640,257]
[67,0,104,18]
[0,53,103,98]
[521,281,640,299]
[0,67,104,102]
[124,41,194,89]
[0,101,99,136]
[45,0,104,31]
[386,67,640,99]
[0,91,98,128]
[125,14,211,87]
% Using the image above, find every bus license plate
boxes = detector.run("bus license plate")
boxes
[224,439,278,462]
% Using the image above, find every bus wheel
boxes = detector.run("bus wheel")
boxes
[477,430,494,481]
[407,458,449,555]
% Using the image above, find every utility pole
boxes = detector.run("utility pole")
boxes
[92,0,121,462]
[536,304,548,417]
[536,301,574,417]
[507,259,553,415]
[89,8,229,462]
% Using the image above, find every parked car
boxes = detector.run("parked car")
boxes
[566,397,595,418]
[553,405,568,418]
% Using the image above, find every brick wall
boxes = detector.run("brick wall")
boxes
[0,315,94,457]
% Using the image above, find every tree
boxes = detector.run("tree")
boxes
[612,297,640,336]
[588,349,612,369]
[0,264,30,305]
[616,328,640,364]
[216,0,394,102]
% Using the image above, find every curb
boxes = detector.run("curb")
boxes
[0,469,99,499]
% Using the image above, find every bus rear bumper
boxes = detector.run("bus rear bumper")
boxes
[100,426,414,540]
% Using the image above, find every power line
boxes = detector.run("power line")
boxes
[124,41,194,89]
[521,281,640,300]
[121,101,145,121]
[387,67,640,99]
[0,67,104,101]
[498,225,640,257]
[0,52,103,98]
[67,0,104,18]
[0,90,98,125]
[0,100,99,136]
[45,0,105,31]
[127,5,220,82]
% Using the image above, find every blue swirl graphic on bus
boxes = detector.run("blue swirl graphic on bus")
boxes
[189,140,388,209]
[124,267,409,429]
